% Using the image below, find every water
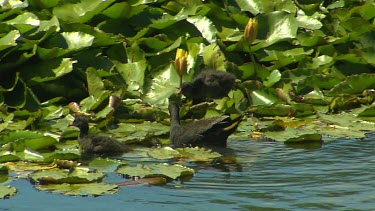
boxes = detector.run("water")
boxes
[2,134,375,211]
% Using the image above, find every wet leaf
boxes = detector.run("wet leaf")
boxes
[176,147,222,162]
[0,186,17,199]
[0,152,21,163]
[53,0,115,23]
[110,121,169,143]
[147,147,180,160]
[88,158,124,173]
[29,168,105,184]
[265,127,322,142]
[35,183,117,196]
[116,163,194,179]
[0,30,20,51]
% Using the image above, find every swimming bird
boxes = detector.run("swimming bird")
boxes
[168,103,242,148]
[69,114,131,155]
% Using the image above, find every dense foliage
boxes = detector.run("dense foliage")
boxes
[0,0,374,197]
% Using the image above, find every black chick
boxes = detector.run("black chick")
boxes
[179,70,236,104]
[69,115,131,155]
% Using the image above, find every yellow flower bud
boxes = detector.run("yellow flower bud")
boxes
[244,18,258,45]
[174,48,188,77]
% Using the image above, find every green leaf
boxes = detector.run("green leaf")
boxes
[28,0,60,9]
[22,58,76,83]
[0,131,44,145]
[143,64,180,106]
[187,15,217,44]
[5,12,40,33]
[176,147,222,162]
[29,168,105,184]
[0,30,20,51]
[35,183,117,196]
[116,163,194,179]
[235,0,297,15]
[53,0,115,23]
[3,80,26,108]
[110,121,170,142]
[88,158,124,173]
[61,32,94,51]
[147,147,180,160]
[86,67,104,97]
[265,127,322,142]
[253,12,298,51]
[0,152,21,163]
[24,136,58,150]
[263,69,281,87]
[296,11,323,30]
[115,60,146,96]
[202,44,226,71]
[328,74,375,96]
[0,186,17,199]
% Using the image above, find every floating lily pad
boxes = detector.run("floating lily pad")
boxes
[35,183,117,196]
[176,147,222,162]
[265,127,322,143]
[147,147,180,160]
[88,158,124,173]
[0,186,17,199]
[110,121,169,143]
[29,168,104,184]
[42,149,81,163]
[116,163,194,180]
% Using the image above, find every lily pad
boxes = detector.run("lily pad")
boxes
[147,147,180,160]
[29,168,104,184]
[265,127,322,142]
[88,158,124,173]
[35,183,117,196]
[116,163,194,180]
[176,147,222,162]
[0,186,17,199]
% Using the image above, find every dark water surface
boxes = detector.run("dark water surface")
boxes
[2,135,375,211]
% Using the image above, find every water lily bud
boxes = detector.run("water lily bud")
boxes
[244,18,258,45]
[174,48,188,77]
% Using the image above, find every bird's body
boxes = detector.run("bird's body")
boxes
[179,70,236,103]
[69,115,130,155]
[168,103,242,148]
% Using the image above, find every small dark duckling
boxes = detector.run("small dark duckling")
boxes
[179,70,236,104]
[69,115,131,155]
[168,103,242,148]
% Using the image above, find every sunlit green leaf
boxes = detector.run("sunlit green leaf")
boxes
[116,163,194,179]
[29,168,104,184]
[35,183,117,196]
[88,158,124,173]
[187,15,217,44]
[147,147,180,160]
[53,0,115,23]
[0,30,20,51]
[0,186,17,199]
[176,147,222,162]
[5,12,40,33]
[143,64,180,106]
[61,32,94,51]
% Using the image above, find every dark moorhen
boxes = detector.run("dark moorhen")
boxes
[168,103,242,148]
[69,115,131,155]
[179,70,236,103]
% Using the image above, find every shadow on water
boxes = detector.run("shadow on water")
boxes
[2,134,375,211]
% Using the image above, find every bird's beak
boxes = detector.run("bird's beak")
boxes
[69,122,74,126]
[178,88,182,95]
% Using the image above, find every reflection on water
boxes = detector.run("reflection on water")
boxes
[2,134,375,211]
